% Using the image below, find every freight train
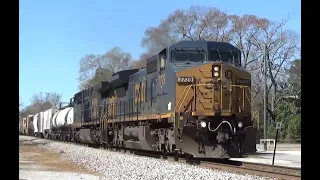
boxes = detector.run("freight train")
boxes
[19,40,257,160]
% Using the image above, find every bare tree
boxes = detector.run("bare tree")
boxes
[104,47,132,73]
[165,6,232,42]
[140,6,299,71]
[229,14,268,68]
[20,93,60,117]
[78,54,107,90]
[44,92,62,107]
[78,47,132,90]
[243,17,299,122]
[142,20,180,54]
[30,92,62,109]
[130,52,154,69]
[80,68,112,90]
[130,59,146,69]
[138,6,235,66]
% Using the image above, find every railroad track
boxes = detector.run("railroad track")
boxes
[20,135,301,180]
[200,160,300,180]
[155,155,300,180]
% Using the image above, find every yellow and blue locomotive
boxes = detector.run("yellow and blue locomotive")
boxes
[71,40,256,159]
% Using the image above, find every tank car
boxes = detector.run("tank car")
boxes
[71,40,256,159]
[33,113,44,138]
[38,112,44,138]
[33,113,39,137]
[43,108,58,138]
[50,103,74,141]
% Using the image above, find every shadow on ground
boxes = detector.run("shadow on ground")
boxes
[19,138,49,146]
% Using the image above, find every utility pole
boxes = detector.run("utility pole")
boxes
[263,45,268,151]
[271,95,274,120]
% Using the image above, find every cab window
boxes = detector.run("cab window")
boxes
[171,50,206,63]
[209,50,241,66]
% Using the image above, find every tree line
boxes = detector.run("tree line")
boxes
[21,6,301,142]
[19,92,62,118]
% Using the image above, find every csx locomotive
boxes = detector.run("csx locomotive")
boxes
[20,40,257,160]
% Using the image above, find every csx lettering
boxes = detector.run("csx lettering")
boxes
[134,81,146,103]
[141,81,146,102]
[134,84,140,103]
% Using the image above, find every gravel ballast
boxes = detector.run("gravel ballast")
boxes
[20,136,272,180]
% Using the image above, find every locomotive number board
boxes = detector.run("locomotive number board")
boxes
[236,78,251,86]
[177,77,195,84]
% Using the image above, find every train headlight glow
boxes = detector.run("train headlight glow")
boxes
[214,67,219,71]
[238,121,243,128]
[214,72,219,77]
[200,121,207,128]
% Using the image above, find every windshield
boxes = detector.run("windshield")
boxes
[209,50,241,66]
[171,50,206,63]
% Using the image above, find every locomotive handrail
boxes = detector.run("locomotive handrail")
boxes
[229,85,251,110]
[112,97,134,121]
[174,85,193,112]
[99,97,135,125]
[99,105,104,132]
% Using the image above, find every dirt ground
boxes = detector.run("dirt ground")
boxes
[19,137,103,180]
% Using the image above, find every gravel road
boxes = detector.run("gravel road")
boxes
[19,136,105,180]
[19,136,274,180]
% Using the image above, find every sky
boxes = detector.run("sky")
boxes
[19,0,301,106]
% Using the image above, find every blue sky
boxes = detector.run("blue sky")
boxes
[19,0,301,106]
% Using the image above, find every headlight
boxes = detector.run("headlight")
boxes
[238,121,243,128]
[214,72,219,77]
[214,67,219,71]
[200,121,206,128]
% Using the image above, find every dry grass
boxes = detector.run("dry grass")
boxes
[19,141,98,175]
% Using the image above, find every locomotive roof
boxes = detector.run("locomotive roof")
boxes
[146,40,240,62]
[110,69,139,78]
[99,81,110,92]
[169,40,240,53]
[108,69,139,88]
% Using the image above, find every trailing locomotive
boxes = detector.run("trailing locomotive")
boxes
[69,40,256,159]
[19,40,256,160]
